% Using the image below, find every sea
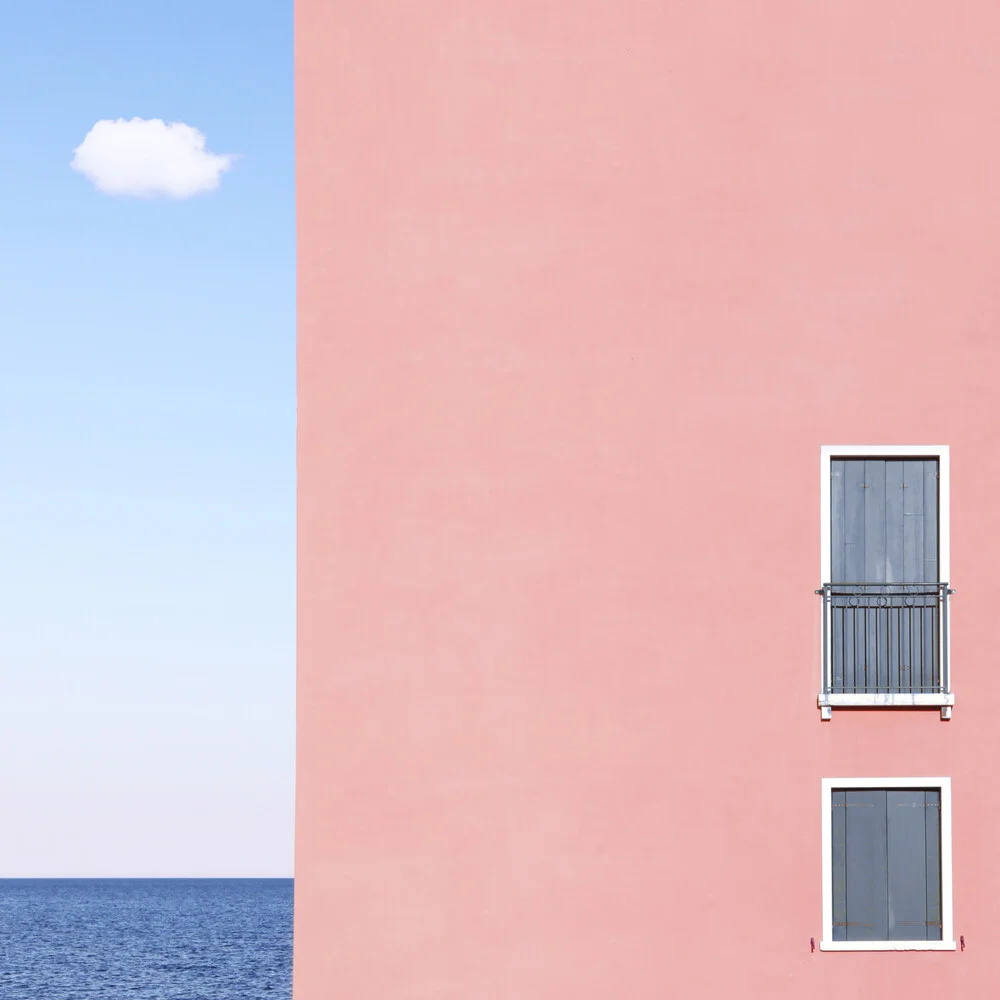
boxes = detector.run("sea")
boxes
[0,878,293,999]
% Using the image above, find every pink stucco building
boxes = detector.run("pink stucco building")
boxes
[295,3,1000,996]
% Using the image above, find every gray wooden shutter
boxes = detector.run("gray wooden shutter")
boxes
[829,458,940,693]
[832,787,942,942]
[830,458,939,584]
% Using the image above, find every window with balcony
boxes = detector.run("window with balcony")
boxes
[820,777,954,952]
[818,446,953,719]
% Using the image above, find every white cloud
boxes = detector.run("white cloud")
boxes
[71,118,235,198]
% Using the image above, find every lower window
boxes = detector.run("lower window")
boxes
[821,778,955,951]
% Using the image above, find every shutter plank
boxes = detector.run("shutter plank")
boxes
[900,462,923,692]
[845,789,889,940]
[901,460,925,692]
[865,461,887,690]
[864,460,888,584]
[922,461,940,692]
[840,601,854,693]
[902,459,926,582]
[887,790,928,941]
[923,459,939,583]
[853,598,866,694]
[843,460,867,691]
[830,460,846,690]
[925,790,942,941]
[885,460,905,584]
[843,460,866,582]
[885,461,905,691]
[832,790,848,941]
[831,459,846,582]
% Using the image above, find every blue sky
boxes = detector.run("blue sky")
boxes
[0,1,294,876]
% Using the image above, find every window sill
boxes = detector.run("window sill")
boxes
[820,940,956,952]
[819,693,955,720]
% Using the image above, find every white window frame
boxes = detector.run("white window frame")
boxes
[820,776,955,952]
[818,445,953,718]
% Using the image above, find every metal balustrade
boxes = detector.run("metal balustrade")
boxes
[816,583,952,697]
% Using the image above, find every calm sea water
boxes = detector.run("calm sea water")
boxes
[0,879,293,999]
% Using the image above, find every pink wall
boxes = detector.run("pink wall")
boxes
[295,3,1000,996]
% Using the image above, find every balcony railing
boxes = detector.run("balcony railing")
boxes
[816,583,953,700]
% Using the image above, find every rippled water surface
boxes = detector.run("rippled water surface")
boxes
[0,878,292,999]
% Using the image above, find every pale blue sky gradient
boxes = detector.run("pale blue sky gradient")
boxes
[0,1,294,875]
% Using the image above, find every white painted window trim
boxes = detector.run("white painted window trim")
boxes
[818,445,952,718]
[820,777,955,952]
